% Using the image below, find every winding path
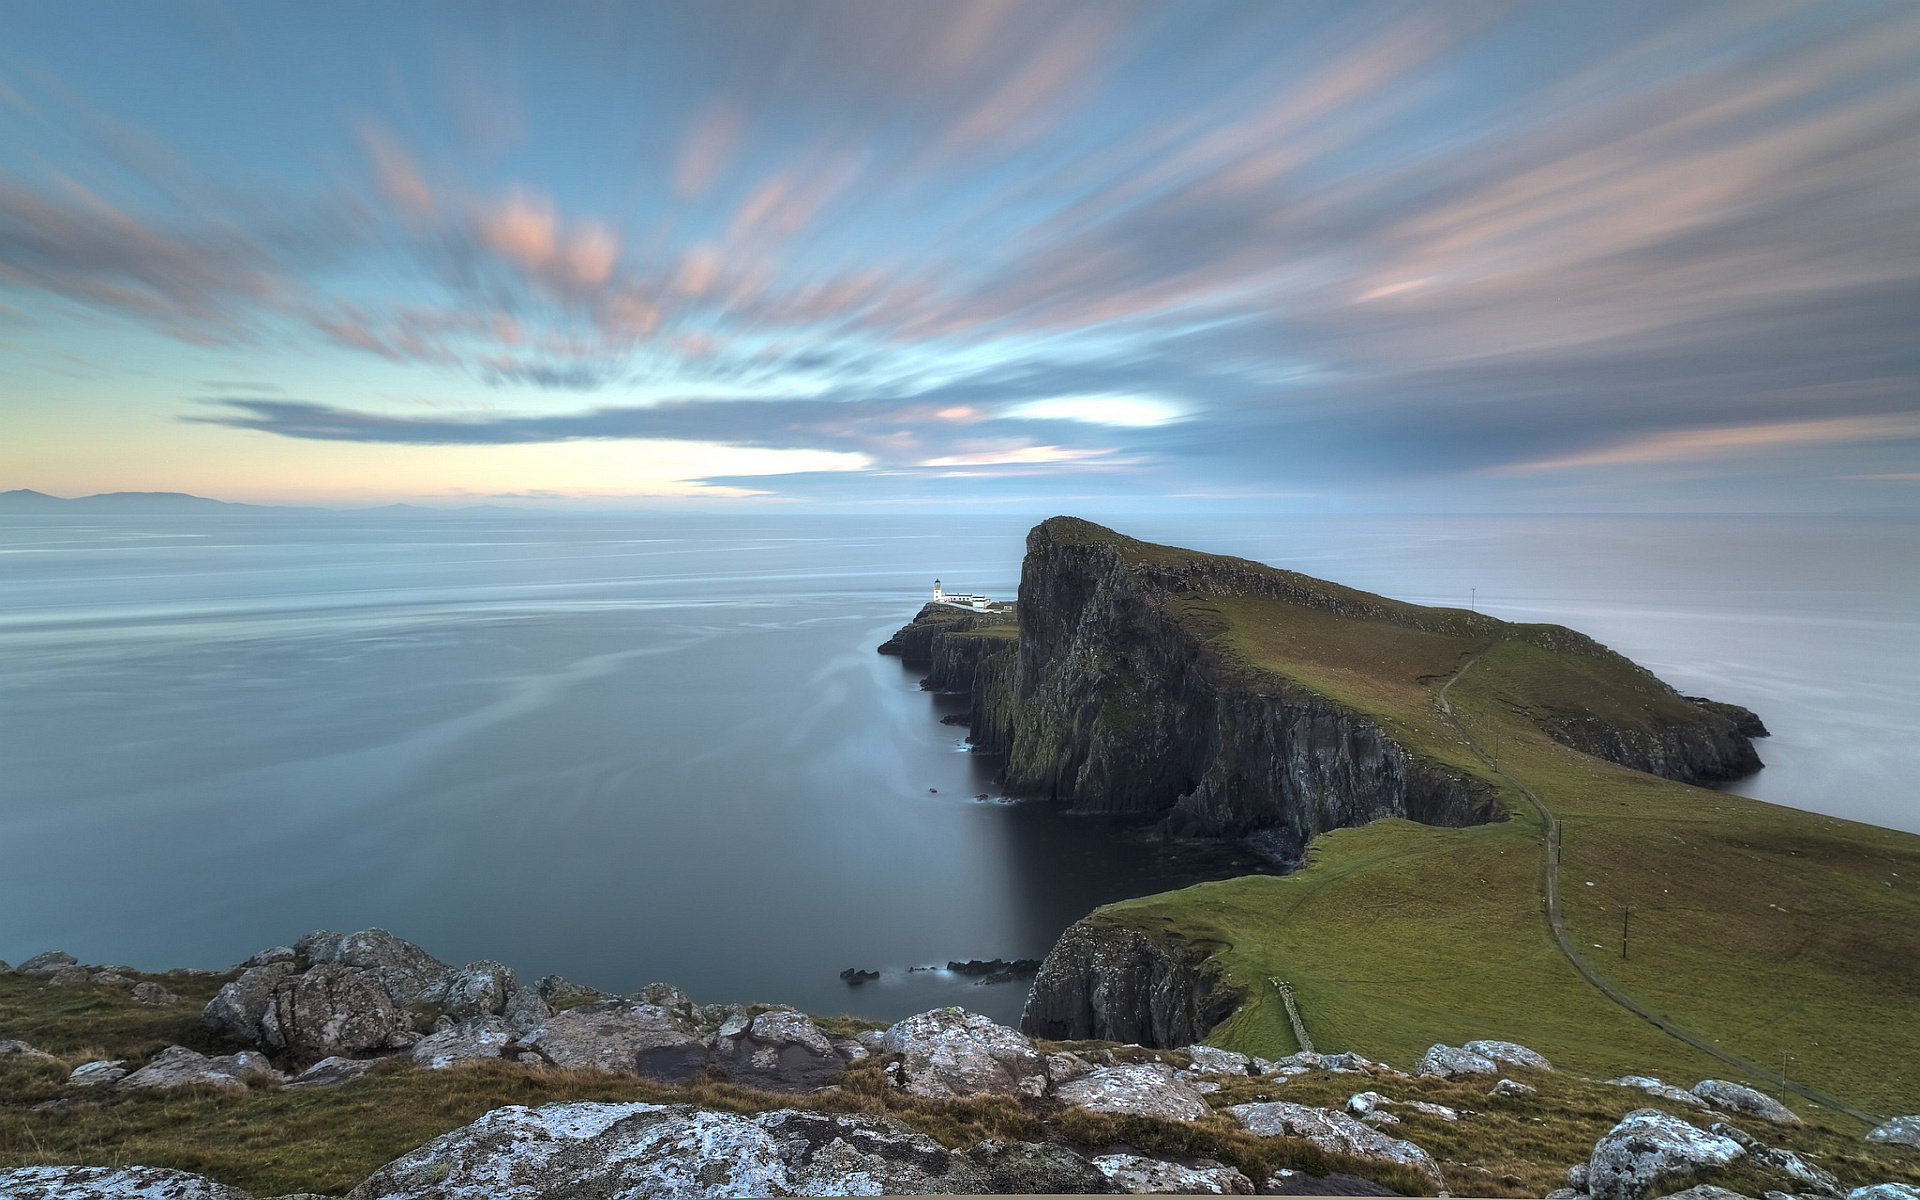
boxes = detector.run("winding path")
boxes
[1436,636,1880,1126]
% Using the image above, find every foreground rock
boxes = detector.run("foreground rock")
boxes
[344,1100,1104,1199]
[0,1165,254,1199]
[260,963,418,1059]
[1867,1116,1920,1149]
[1093,1153,1254,1195]
[117,1046,281,1094]
[1230,1101,1443,1187]
[518,1001,707,1080]
[1586,1108,1746,1200]
[709,1008,842,1091]
[1054,1063,1212,1122]
[411,1017,513,1069]
[882,1007,1047,1099]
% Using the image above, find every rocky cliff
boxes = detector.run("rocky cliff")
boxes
[1018,917,1237,1046]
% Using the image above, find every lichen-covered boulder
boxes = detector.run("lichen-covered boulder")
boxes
[881,1008,1046,1099]
[16,951,78,974]
[1182,1045,1256,1075]
[1745,1143,1840,1196]
[1054,1063,1212,1122]
[68,1060,128,1089]
[758,1109,983,1194]
[966,1140,1111,1194]
[296,928,453,1006]
[345,1102,788,1200]
[411,1017,514,1069]
[285,1055,387,1089]
[1414,1044,1499,1078]
[502,985,551,1036]
[1867,1117,1920,1149]
[442,960,517,1022]
[1610,1076,1712,1108]
[240,944,298,969]
[1651,1187,1753,1200]
[118,1046,253,1095]
[260,964,417,1059]
[1848,1186,1920,1200]
[0,1165,255,1199]
[43,964,91,986]
[1692,1080,1801,1125]
[1093,1154,1253,1194]
[202,961,299,1045]
[131,980,182,1006]
[712,1008,842,1092]
[1492,1078,1538,1097]
[1230,1102,1442,1187]
[517,1001,708,1081]
[1465,1040,1553,1071]
[0,1039,60,1066]
[1587,1108,1746,1200]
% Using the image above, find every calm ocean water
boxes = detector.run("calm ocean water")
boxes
[2,512,1914,1021]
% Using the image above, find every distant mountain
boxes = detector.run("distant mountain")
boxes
[0,489,278,513]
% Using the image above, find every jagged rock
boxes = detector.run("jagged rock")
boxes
[1654,1188,1754,1200]
[412,1017,513,1069]
[534,973,599,1003]
[1465,1040,1553,1071]
[441,960,517,1021]
[0,1040,60,1065]
[209,1050,283,1088]
[759,1109,985,1194]
[712,1007,842,1091]
[17,950,77,974]
[1054,1063,1212,1122]
[1264,1168,1399,1195]
[0,960,10,973]
[634,981,694,1012]
[285,1056,387,1089]
[518,1001,707,1081]
[345,1102,788,1200]
[1045,1050,1094,1083]
[68,1060,128,1089]
[831,1037,869,1061]
[242,945,299,968]
[1360,1110,1401,1126]
[131,980,182,1006]
[1587,1108,1747,1200]
[202,961,300,1045]
[1546,1190,1582,1200]
[502,985,551,1036]
[1867,1117,1920,1148]
[1093,1153,1254,1194]
[260,964,417,1059]
[854,1028,889,1055]
[44,964,91,986]
[1611,1075,1713,1108]
[1492,1077,1537,1097]
[1406,1100,1459,1120]
[296,928,452,1006]
[881,1007,1047,1099]
[1347,1091,1390,1116]
[1571,1163,1592,1190]
[119,1046,251,1094]
[1693,1080,1801,1125]
[1020,919,1229,1046]
[1322,1051,1396,1074]
[0,1165,255,1199]
[1414,1044,1499,1078]
[966,1140,1110,1194]
[1735,1137,1839,1197]
[1183,1045,1256,1075]
[1848,1187,1920,1200]
[1230,1102,1442,1186]
[91,971,135,988]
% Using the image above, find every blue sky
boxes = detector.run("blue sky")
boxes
[1,0,1916,509]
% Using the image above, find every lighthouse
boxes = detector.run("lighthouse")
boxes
[933,578,945,603]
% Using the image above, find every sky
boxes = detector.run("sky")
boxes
[1,0,1916,511]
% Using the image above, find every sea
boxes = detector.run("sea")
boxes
[1,512,1914,1024]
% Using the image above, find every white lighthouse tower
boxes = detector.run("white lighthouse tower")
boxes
[933,578,945,603]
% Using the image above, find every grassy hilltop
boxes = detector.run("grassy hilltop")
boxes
[1018,519,1920,1119]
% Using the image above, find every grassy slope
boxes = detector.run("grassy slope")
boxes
[1092,555,1920,1120]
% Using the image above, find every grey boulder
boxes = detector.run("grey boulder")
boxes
[712,1008,843,1092]
[411,1017,514,1069]
[285,1055,388,1090]
[502,985,552,1037]
[1652,1188,1754,1200]
[881,1007,1047,1099]
[118,1046,277,1094]
[296,928,453,1006]
[1230,1102,1442,1187]
[131,981,182,1006]
[1414,1044,1499,1078]
[1093,1153,1254,1194]
[1610,1076,1712,1108]
[43,964,91,986]
[1182,1045,1256,1075]
[1492,1078,1538,1097]
[0,1165,255,1199]
[0,1040,60,1066]
[517,1001,707,1081]
[68,1060,129,1089]
[442,960,517,1022]
[16,951,77,974]
[1053,1063,1212,1122]
[1847,1188,1920,1200]
[759,1108,987,1195]
[1867,1117,1920,1149]
[1465,1039,1553,1071]
[260,963,418,1059]
[1693,1080,1801,1125]
[1587,1108,1747,1200]
[202,961,300,1045]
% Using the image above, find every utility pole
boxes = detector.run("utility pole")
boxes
[1622,904,1631,960]
[1470,588,1476,613]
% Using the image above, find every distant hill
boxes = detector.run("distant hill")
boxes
[0,489,283,513]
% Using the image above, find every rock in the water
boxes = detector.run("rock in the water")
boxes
[131,980,182,1006]
[67,1060,128,1089]
[1230,1101,1442,1187]
[1867,1117,1920,1149]
[759,1109,983,1195]
[1093,1153,1254,1194]
[118,1046,252,1095]
[518,1001,708,1081]
[881,1007,1047,1099]
[285,1056,387,1089]
[712,1008,843,1092]
[1465,1039,1553,1071]
[1492,1077,1538,1097]
[1611,1076,1712,1108]
[441,960,517,1022]
[345,1102,788,1200]
[0,1040,60,1066]
[202,961,300,1046]
[1693,1080,1801,1125]
[1587,1108,1747,1200]
[17,951,78,974]
[0,1165,255,1199]
[260,963,417,1059]
[1847,1187,1920,1200]
[411,1017,514,1069]
[297,927,453,1006]
[1182,1045,1256,1075]
[1054,1062,1212,1122]
[1414,1044,1499,1078]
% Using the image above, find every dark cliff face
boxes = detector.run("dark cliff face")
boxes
[1018,918,1237,1046]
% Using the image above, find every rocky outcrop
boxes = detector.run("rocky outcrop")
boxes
[1415,1044,1500,1079]
[1093,1153,1254,1195]
[1053,1063,1213,1122]
[517,1001,707,1081]
[881,1007,1048,1099]
[1692,1079,1800,1124]
[1585,1109,1746,1200]
[1867,1116,1920,1148]
[411,1017,513,1069]
[710,1007,843,1091]
[1020,918,1235,1045]
[1230,1101,1444,1187]
[1610,1076,1711,1108]
[0,1039,60,1066]
[259,963,418,1059]
[878,602,1008,665]
[0,1165,255,1199]
[117,1045,281,1094]
[1465,1039,1553,1071]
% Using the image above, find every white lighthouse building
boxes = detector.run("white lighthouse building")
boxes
[932,579,1000,611]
